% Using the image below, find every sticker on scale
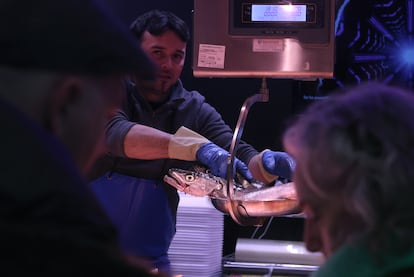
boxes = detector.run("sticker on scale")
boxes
[197,44,225,69]
[252,39,284,52]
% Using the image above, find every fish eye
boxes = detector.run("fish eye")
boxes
[185,174,195,182]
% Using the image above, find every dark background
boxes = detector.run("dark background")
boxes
[102,0,414,256]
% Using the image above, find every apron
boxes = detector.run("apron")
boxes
[90,172,175,273]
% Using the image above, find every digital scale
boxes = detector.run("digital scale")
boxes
[193,0,335,79]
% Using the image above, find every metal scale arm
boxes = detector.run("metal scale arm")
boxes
[224,77,269,225]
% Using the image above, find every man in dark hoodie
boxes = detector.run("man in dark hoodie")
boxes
[90,9,296,274]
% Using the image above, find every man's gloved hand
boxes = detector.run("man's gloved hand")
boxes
[195,142,253,180]
[168,126,210,161]
[168,126,252,180]
[258,150,296,183]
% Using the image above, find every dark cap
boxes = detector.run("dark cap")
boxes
[0,0,156,78]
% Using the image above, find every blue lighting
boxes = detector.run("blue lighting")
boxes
[335,0,351,36]
[400,46,414,65]
[328,0,414,89]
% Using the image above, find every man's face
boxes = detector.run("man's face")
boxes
[136,30,186,103]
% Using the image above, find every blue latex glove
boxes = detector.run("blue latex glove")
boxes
[196,142,253,180]
[261,150,296,180]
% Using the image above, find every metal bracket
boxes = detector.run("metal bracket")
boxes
[225,77,269,226]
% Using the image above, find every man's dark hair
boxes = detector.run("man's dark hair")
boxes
[130,10,190,43]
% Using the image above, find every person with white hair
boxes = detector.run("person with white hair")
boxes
[283,82,414,277]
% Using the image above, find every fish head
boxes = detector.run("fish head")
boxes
[163,168,224,197]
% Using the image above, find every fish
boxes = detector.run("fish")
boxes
[163,167,225,197]
[163,166,297,202]
[234,182,297,201]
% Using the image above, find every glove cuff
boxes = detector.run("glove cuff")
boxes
[258,149,278,183]
[168,126,210,161]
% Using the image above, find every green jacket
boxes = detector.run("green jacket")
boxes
[313,243,414,277]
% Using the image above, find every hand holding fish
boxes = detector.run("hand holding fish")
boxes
[258,150,296,182]
[196,142,253,180]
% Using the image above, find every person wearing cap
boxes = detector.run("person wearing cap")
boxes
[89,9,296,274]
[283,82,414,277]
[0,0,178,276]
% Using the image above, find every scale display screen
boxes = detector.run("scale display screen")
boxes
[228,0,328,42]
[229,0,325,37]
[251,4,307,22]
